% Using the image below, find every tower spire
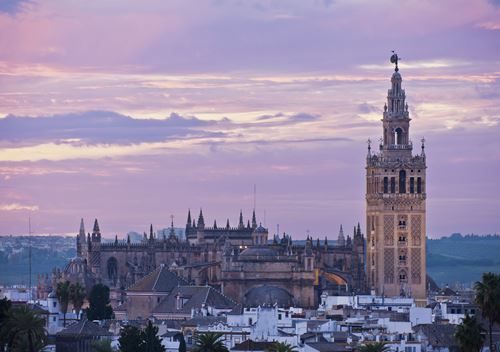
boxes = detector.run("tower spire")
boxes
[252,209,257,229]
[197,209,205,229]
[149,224,154,240]
[238,210,244,229]
[338,224,346,247]
[186,209,192,227]
[79,218,85,237]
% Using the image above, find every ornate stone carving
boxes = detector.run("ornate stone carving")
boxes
[384,215,394,246]
[384,248,394,284]
[411,215,421,246]
[411,248,421,284]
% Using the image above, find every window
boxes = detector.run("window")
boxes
[390,177,396,193]
[383,177,388,193]
[399,220,406,229]
[53,302,56,308]
[410,177,415,193]
[399,254,406,261]
[399,272,407,282]
[278,314,282,320]
[399,235,407,244]
[395,128,404,145]
[399,170,406,193]
[417,177,422,193]
[249,318,253,325]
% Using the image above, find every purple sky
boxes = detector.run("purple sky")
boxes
[0,0,499,239]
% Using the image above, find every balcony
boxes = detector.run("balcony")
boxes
[385,143,413,150]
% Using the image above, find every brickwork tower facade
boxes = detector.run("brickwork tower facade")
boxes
[366,56,427,305]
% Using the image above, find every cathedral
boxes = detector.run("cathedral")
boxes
[365,53,427,306]
[47,209,365,309]
[41,54,428,309]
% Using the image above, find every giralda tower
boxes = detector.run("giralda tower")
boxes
[366,53,427,305]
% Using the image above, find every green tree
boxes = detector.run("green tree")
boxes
[1,305,47,352]
[118,325,142,352]
[0,298,12,352]
[267,342,297,352]
[357,342,390,352]
[455,314,485,352]
[92,338,114,352]
[174,332,186,352]
[192,332,228,352]
[474,272,500,351]
[56,280,71,327]
[69,282,86,319]
[139,320,165,352]
[87,283,113,321]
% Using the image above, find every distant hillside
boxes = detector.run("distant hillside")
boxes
[427,233,500,287]
[1,233,499,288]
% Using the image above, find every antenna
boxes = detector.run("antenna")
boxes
[253,184,256,211]
[28,216,32,302]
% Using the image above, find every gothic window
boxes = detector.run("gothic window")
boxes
[417,177,422,194]
[390,177,396,193]
[399,170,406,193]
[383,177,388,193]
[410,177,415,194]
[107,257,118,284]
[395,128,404,145]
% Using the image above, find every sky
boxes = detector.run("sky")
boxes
[0,0,499,239]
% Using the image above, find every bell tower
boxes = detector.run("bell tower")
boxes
[366,53,427,305]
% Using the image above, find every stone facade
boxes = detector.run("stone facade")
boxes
[366,62,427,305]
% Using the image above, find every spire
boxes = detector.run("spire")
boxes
[247,220,250,229]
[338,225,346,247]
[114,235,118,245]
[252,210,257,229]
[127,234,131,244]
[213,220,218,229]
[149,224,154,240]
[238,210,244,229]
[92,219,100,235]
[79,218,85,237]
[356,222,362,238]
[186,209,192,228]
[198,209,205,229]
[226,219,230,229]
[169,216,175,238]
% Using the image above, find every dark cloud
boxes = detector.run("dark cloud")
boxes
[0,0,31,14]
[0,111,223,146]
[287,112,319,122]
[357,103,380,114]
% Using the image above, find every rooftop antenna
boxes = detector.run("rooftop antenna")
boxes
[28,216,32,302]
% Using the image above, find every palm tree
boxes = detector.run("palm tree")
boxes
[2,305,47,352]
[192,332,228,352]
[455,314,485,352]
[474,272,500,351]
[56,280,71,327]
[357,342,390,352]
[267,342,297,352]
[69,282,86,319]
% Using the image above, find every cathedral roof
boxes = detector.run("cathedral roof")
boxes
[153,285,236,314]
[253,223,267,234]
[239,246,277,258]
[127,264,188,292]
[244,285,294,308]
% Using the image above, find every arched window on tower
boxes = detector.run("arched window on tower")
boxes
[410,177,415,194]
[417,177,422,194]
[399,170,406,194]
[395,128,404,145]
[390,177,396,193]
[383,177,388,193]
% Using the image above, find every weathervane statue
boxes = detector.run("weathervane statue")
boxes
[390,50,401,72]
